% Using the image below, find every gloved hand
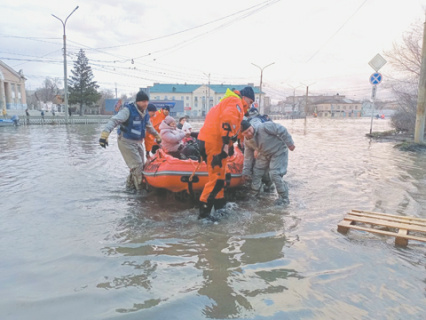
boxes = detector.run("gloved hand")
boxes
[99,131,110,148]
[155,135,162,144]
[211,151,228,169]
[228,144,234,157]
[222,136,230,144]
[242,175,252,183]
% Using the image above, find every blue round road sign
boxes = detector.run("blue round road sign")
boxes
[370,73,382,85]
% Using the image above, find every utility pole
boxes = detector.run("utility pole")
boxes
[415,15,426,143]
[288,84,302,115]
[304,86,309,125]
[251,62,275,114]
[301,82,315,124]
[52,6,79,122]
[203,73,211,112]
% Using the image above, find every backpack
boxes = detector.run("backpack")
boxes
[180,140,201,161]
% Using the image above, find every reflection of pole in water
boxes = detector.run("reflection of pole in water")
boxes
[369,85,377,135]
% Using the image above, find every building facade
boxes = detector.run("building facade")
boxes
[0,60,27,113]
[275,94,362,118]
[143,83,263,117]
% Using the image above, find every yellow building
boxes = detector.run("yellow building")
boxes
[0,60,27,113]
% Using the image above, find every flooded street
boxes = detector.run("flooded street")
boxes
[1,118,425,319]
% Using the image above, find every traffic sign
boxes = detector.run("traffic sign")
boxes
[369,54,387,72]
[369,73,382,85]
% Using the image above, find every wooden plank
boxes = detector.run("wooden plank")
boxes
[337,219,354,234]
[348,211,426,227]
[395,229,409,247]
[341,224,426,243]
[343,215,426,233]
[351,209,426,223]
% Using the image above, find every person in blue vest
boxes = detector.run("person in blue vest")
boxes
[99,90,162,190]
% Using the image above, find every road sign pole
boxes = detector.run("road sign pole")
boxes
[368,54,387,135]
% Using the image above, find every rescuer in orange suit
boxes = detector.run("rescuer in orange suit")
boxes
[145,105,170,157]
[197,86,255,220]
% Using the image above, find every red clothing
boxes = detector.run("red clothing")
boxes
[145,110,166,152]
[198,90,246,203]
[198,94,245,145]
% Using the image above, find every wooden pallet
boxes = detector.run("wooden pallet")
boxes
[337,209,426,247]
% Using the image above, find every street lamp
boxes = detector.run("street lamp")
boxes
[251,62,274,114]
[52,6,79,121]
[288,84,303,114]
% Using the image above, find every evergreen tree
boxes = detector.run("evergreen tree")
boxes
[68,49,101,115]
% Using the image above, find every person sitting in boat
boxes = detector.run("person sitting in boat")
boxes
[181,121,199,143]
[159,116,191,158]
[177,116,186,129]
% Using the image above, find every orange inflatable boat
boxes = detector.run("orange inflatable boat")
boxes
[143,146,245,193]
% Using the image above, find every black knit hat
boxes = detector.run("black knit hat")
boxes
[162,105,170,111]
[136,90,149,102]
[241,120,252,132]
[240,87,255,101]
[147,104,157,112]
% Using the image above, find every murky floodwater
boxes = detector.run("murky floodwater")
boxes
[1,118,425,320]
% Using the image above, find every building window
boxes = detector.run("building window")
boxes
[164,96,168,100]
[186,96,189,100]
[11,84,16,99]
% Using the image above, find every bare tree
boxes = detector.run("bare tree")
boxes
[34,77,61,109]
[384,21,422,132]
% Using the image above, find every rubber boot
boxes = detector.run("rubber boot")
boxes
[133,174,142,191]
[214,198,226,210]
[198,201,213,220]
[126,174,135,190]
[263,183,276,193]
[274,192,289,206]
[213,198,228,217]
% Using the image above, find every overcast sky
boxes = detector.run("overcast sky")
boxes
[1,0,425,101]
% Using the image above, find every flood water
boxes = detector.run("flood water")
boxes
[1,118,425,320]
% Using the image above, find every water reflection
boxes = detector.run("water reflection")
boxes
[99,194,301,318]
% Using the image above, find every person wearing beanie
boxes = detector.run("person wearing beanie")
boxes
[99,90,162,190]
[136,90,149,102]
[158,116,190,158]
[142,103,159,159]
[145,105,171,155]
[147,103,157,113]
[196,86,255,221]
[241,119,296,206]
[239,87,255,102]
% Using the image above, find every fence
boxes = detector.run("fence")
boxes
[19,117,110,125]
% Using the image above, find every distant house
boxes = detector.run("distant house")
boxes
[279,94,362,117]
[0,60,27,112]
